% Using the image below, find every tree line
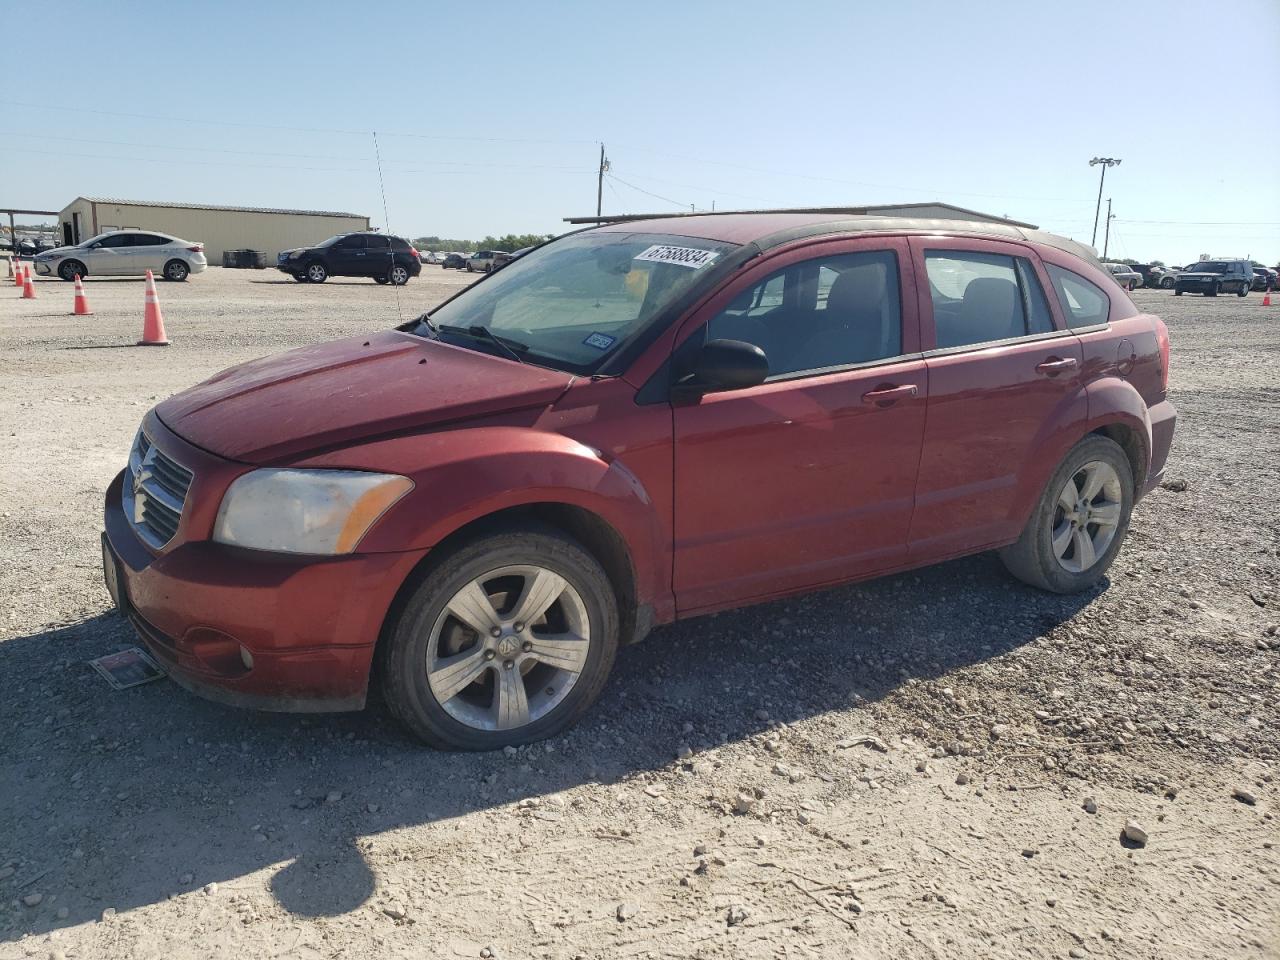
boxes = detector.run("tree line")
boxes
[411,233,557,254]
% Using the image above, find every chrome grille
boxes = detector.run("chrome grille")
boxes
[123,427,193,549]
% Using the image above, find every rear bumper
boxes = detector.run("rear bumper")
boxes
[102,468,426,712]
[1143,399,1177,496]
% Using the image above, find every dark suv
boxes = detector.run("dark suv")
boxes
[277,233,423,285]
[1174,259,1253,297]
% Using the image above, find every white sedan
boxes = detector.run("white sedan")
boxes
[33,230,208,281]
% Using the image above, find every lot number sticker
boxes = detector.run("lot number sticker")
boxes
[634,244,720,269]
[582,332,617,350]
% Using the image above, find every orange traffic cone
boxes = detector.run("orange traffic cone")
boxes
[1264,292,1273,307]
[21,268,36,299]
[71,274,93,315]
[138,270,169,345]
[13,262,24,288]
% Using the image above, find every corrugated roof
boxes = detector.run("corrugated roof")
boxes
[77,197,367,218]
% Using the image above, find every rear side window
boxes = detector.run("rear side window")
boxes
[133,234,169,246]
[366,235,390,250]
[1045,264,1111,329]
[924,251,1055,348]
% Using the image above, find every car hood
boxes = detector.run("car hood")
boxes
[155,330,574,463]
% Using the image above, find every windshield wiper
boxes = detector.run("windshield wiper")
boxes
[436,324,528,364]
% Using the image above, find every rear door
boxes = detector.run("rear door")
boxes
[365,234,392,278]
[672,237,927,613]
[907,237,1085,558]
[130,233,172,274]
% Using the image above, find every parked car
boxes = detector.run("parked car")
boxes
[1103,262,1142,291]
[33,230,207,281]
[1174,259,1253,297]
[1250,267,1275,292]
[440,252,468,270]
[421,250,447,265]
[1130,264,1176,289]
[465,250,513,273]
[102,213,1175,749]
[277,233,422,284]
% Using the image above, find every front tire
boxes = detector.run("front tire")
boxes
[998,435,1134,594]
[380,528,621,750]
[163,259,189,282]
[305,262,328,283]
[1237,283,1248,297]
[1206,283,1218,297]
[373,275,388,284]
[58,259,86,281]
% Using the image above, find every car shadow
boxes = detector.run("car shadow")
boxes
[0,552,1099,936]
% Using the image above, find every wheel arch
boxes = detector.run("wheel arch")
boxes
[1089,421,1148,496]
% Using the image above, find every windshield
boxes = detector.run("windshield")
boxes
[315,235,346,248]
[1189,261,1227,273]
[415,231,737,373]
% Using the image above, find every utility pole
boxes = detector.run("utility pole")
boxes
[596,143,609,218]
[1103,198,1114,259]
[1089,157,1121,248]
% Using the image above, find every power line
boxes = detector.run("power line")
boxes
[604,173,689,210]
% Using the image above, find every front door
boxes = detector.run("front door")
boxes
[907,237,1086,557]
[328,235,366,276]
[83,232,133,275]
[672,238,927,615]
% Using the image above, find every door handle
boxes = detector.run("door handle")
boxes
[861,384,918,406]
[1035,357,1078,376]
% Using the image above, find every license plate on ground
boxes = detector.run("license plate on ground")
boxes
[101,534,127,612]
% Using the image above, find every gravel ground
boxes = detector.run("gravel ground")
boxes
[0,268,1276,960]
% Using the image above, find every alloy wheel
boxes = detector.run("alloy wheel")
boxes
[426,565,591,731]
[1050,460,1123,573]
[391,265,408,285]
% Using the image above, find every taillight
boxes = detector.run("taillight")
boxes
[409,247,419,259]
[187,245,203,253]
[1155,318,1170,392]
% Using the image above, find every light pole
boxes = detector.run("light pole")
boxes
[1089,157,1121,248]
[1103,198,1115,259]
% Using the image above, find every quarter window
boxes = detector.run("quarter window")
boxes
[925,251,1055,349]
[1045,264,1111,328]
[706,250,902,378]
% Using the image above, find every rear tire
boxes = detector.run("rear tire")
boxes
[373,275,388,284]
[163,259,189,282]
[1161,276,1174,289]
[998,435,1134,594]
[380,527,620,750]
[1237,283,1248,297]
[1206,283,1218,297]
[390,264,410,285]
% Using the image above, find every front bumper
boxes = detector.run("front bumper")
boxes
[101,424,427,712]
[33,260,55,275]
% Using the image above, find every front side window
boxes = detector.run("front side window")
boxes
[925,250,1055,349]
[706,250,902,378]
[335,235,365,249]
[415,231,735,374]
[1045,264,1111,328]
[96,233,132,249]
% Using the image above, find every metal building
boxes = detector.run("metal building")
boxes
[56,197,370,263]
[565,203,1038,229]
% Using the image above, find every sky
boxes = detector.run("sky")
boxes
[3,0,1278,267]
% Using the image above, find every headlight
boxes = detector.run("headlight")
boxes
[213,469,413,555]
[289,250,306,258]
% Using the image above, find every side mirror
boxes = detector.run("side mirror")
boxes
[682,338,769,393]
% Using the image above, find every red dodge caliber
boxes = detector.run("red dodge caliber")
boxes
[102,214,1176,749]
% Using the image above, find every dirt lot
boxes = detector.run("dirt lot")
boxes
[0,266,1276,960]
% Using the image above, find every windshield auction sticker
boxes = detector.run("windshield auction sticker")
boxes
[633,244,720,269]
